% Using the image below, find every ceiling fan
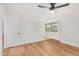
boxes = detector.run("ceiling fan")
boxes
[38,3,70,10]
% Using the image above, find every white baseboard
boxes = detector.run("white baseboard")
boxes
[60,41,79,48]
[4,37,45,49]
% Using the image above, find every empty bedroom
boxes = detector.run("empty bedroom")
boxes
[0,3,79,56]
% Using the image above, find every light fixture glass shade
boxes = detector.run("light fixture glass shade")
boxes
[49,10,54,14]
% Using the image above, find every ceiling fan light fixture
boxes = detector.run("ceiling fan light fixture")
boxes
[49,10,54,14]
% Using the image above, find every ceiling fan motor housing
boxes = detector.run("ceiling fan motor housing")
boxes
[50,3,56,10]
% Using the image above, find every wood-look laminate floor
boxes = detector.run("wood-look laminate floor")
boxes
[3,39,79,56]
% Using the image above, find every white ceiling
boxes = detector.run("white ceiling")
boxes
[2,3,49,17]
[2,3,66,17]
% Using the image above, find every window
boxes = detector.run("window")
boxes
[45,22,58,32]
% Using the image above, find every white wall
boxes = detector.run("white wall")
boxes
[55,3,79,47]
[42,3,79,47]
[0,4,3,56]
[41,10,60,40]
[2,3,49,48]
[2,3,79,48]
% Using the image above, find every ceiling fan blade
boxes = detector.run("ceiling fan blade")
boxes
[54,3,70,9]
[38,5,49,8]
